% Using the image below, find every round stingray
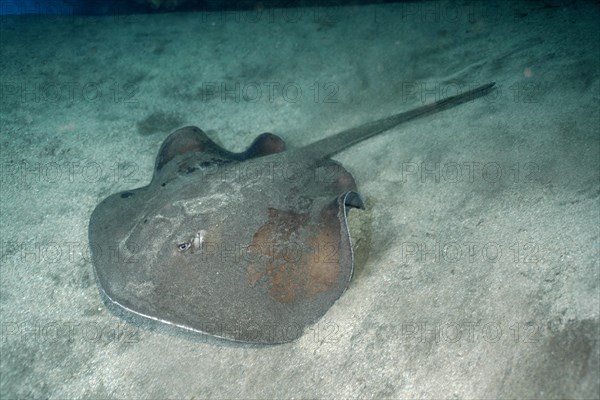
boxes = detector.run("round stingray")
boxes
[89,83,495,343]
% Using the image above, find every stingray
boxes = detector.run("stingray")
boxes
[89,82,495,344]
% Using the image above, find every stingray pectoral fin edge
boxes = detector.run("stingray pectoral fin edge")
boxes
[342,191,364,209]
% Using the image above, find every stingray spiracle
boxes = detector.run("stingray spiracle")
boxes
[177,230,206,253]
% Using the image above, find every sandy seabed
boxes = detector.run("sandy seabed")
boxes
[0,1,598,398]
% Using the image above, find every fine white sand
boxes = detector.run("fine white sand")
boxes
[1,1,598,398]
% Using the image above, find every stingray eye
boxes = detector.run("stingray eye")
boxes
[177,242,192,252]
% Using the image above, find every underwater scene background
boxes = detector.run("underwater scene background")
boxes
[1,0,598,398]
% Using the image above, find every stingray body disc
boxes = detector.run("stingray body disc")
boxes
[89,152,362,344]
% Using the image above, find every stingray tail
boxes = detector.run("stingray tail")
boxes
[303,82,496,159]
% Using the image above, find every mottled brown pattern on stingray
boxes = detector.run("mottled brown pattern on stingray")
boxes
[246,207,341,304]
